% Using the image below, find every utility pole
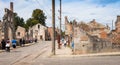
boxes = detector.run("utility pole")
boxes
[59,0,62,36]
[52,0,56,55]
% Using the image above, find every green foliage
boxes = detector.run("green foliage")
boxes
[14,13,25,30]
[13,9,47,32]
[32,9,46,26]
[25,9,47,31]
[24,24,29,32]
[26,18,33,27]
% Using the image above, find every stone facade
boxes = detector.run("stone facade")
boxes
[47,27,60,40]
[16,26,26,39]
[65,16,73,36]
[68,19,111,54]
[28,23,47,41]
[2,2,15,40]
[0,21,4,41]
[74,27,93,54]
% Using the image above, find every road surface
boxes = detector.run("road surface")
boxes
[0,41,120,65]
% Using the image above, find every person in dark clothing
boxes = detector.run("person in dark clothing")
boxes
[1,39,6,50]
[22,39,25,47]
[35,38,37,43]
[19,38,22,46]
[57,34,61,49]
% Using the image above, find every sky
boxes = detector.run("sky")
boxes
[0,0,120,30]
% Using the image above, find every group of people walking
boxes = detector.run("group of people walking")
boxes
[57,35,74,51]
[0,38,36,52]
[0,38,17,52]
[0,38,18,52]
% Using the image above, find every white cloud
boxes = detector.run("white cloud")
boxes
[60,0,120,30]
[0,0,120,30]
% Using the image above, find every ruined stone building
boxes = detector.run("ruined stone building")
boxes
[87,19,110,39]
[65,16,73,37]
[0,20,4,41]
[65,17,111,54]
[2,2,15,40]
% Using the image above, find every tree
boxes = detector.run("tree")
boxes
[14,13,25,30]
[26,18,33,27]
[26,9,47,31]
[32,9,46,26]
[25,9,47,32]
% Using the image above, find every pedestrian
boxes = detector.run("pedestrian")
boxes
[68,37,70,47]
[19,38,22,46]
[64,39,67,47]
[1,39,6,50]
[22,38,25,47]
[71,41,74,52]
[61,37,64,45]
[12,39,17,49]
[35,38,37,43]
[57,34,61,49]
[6,39,10,52]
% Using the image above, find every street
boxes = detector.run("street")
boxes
[0,41,120,65]
[0,41,52,65]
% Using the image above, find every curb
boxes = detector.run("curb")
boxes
[51,52,120,58]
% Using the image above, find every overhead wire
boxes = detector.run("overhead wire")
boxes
[35,0,52,18]
[30,0,62,28]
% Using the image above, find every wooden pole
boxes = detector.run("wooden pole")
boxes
[52,0,56,55]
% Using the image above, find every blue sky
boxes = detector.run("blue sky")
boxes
[0,0,120,30]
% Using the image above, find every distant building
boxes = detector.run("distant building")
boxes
[16,26,26,39]
[47,27,60,40]
[28,23,47,41]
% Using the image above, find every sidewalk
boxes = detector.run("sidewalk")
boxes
[52,44,120,57]
[56,46,72,55]
[53,51,120,57]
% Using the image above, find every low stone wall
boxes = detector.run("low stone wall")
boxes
[74,35,113,54]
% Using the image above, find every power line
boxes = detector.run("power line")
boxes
[35,0,60,27]
[35,0,62,22]
[35,0,52,18]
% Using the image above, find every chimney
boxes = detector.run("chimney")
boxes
[10,2,13,12]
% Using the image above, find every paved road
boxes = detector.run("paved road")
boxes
[0,41,120,65]
[33,56,120,65]
[0,41,52,65]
